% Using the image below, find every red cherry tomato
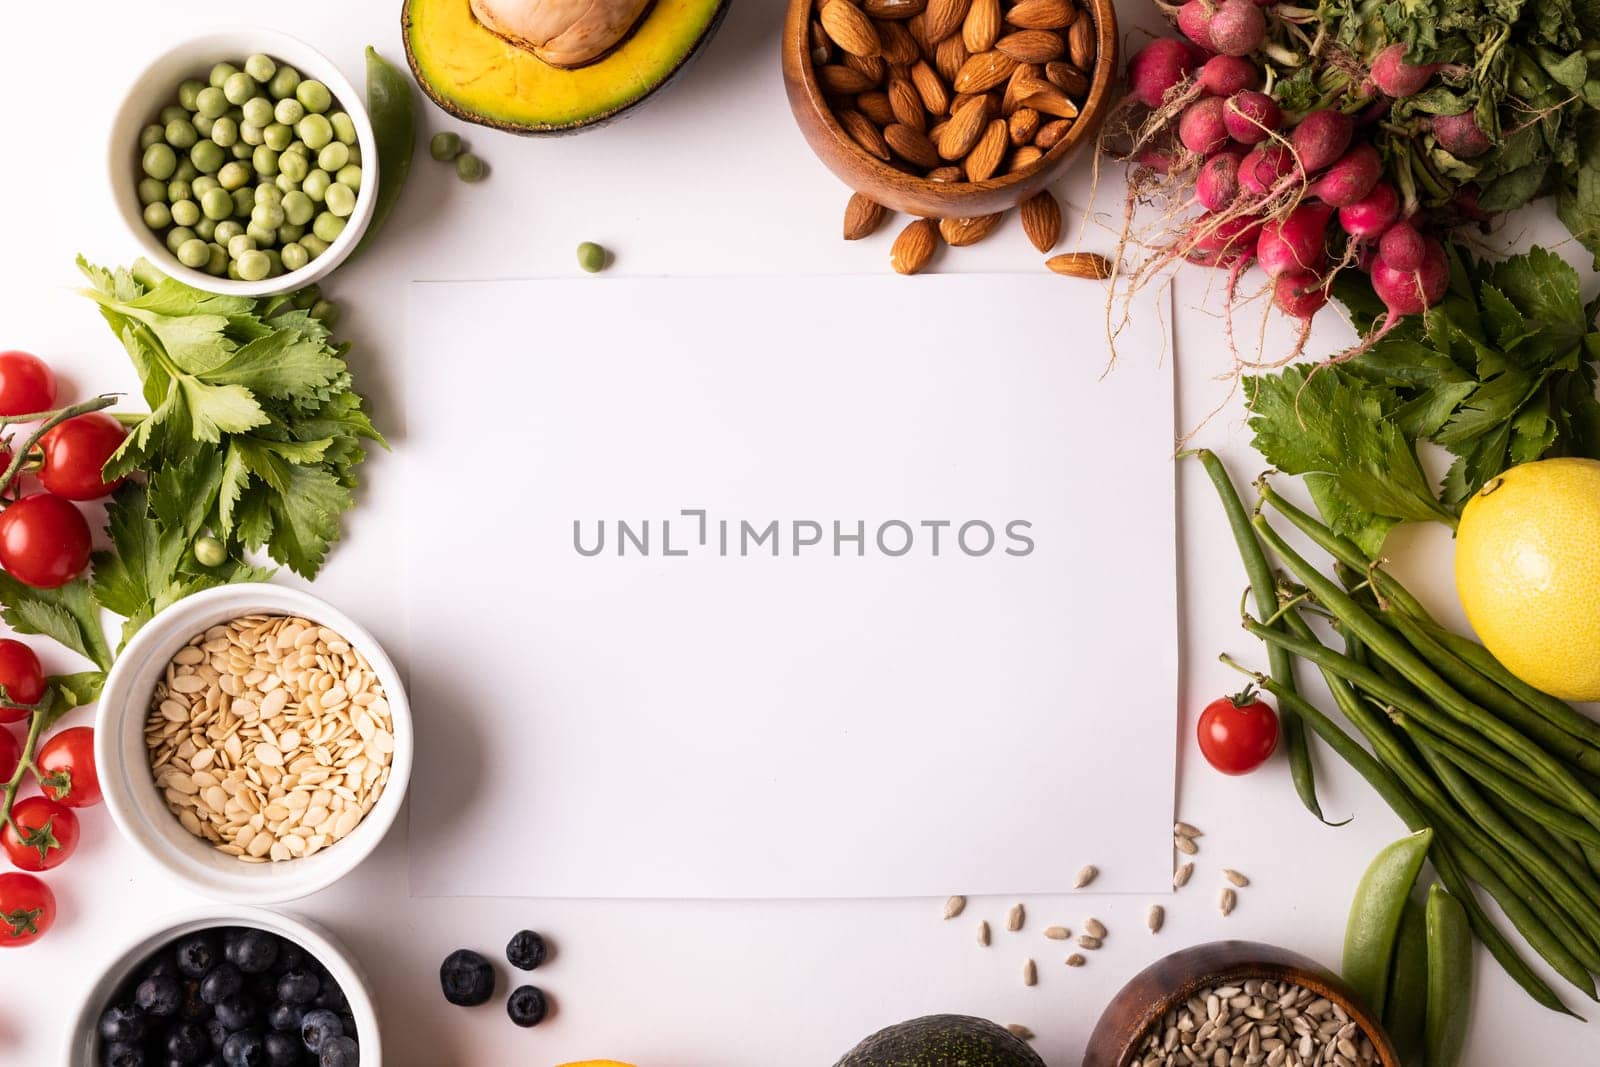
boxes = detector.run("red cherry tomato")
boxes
[38,412,128,501]
[1,796,79,871]
[0,493,91,588]
[0,639,46,722]
[0,727,18,782]
[0,872,55,946]
[0,352,56,417]
[35,726,101,807]
[1197,686,1280,775]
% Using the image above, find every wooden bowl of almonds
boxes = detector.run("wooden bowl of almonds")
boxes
[780,0,1118,225]
[96,584,412,904]
[1083,941,1402,1067]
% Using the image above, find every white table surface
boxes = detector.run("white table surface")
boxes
[1,1,1596,1064]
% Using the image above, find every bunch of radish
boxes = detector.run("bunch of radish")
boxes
[1110,2,1458,356]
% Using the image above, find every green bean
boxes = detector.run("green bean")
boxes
[1253,515,1600,833]
[1344,829,1433,1015]
[1416,726,1600,850]
[1382,896,1428,1063]
[1194,450,1330,823]
[1425,886,1474,1067]
[1496,797,1600,910]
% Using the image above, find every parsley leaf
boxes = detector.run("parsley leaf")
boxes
[0,574,113,673]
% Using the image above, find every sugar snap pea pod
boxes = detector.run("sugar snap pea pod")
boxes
[351,47,414,261]
[1426,885,1473,1067]
[1344,829,1434,1015]
[1383,895,1428,1064]
[1194,450,1333,824]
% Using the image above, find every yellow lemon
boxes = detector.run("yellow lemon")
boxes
[1455,457,1600,701]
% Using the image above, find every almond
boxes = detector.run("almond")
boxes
[964,118,1009,180]
[907,13,934,58]
[1035,117,1072,148]
[1020,189,1062,252]
[1001,62,1042,114]
[1017,78,1080,118]
[843,50,888,83]
[1068,14,1095,69]
[885,123,943,168]
[819,64,878,95]
[877,19,922,64]
[887,75,927,130]
[996,29,1064,63]
[926,164,965,181]
[820,0,883,57]
[1005,0,1076,30]
[865,0,925,18]
[810,19,833,65]
[1008,106,1041,145]
[1046,251,1113,279]
[857,90,896,125]
[937,95,989,159]
[934,34,969,83]
[922,0,971,43]
[890,218,940,274]
[843,193,889,240]
[1010,145,1044,170]
[939,212,1004,246]
[928,119,950,144]
[962,0,1001,52]
[839,109,891,160]
[953,50,1019,93]
[1045,60,1088,97]
[909,60,951,115]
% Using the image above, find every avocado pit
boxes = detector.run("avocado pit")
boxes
[470,0,654,68]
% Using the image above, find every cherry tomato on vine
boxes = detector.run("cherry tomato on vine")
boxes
[0,639,45,721]
[0,726,18,782]
[38,412,128,500]
[1,796,78,871]
[1197,686,1280,775]
[0,493,91,588]
[0,351,56,417]
[36,726,100,808]
[0,872,55,946]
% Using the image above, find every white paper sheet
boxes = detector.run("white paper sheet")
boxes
[403,274,1176,899]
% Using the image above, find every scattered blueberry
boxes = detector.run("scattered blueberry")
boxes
[98,1003,146,1044]
[318,1035,360,1067]
[300,1008,344,1053]
[266,1000,305,1032]
[164,1019,209,1061]
[277,968,320,1005]
[505,929,547,971]
[227,929,280,974]
[221,1030,266,1067]
[174,935,218,978]
[506,985,548,1028]
[439,949,495,1006]
[136,974,182,1017]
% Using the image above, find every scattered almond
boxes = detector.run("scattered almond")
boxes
[940,212,1005,246]
[1019,189,1061,251]
[820,0,884,57]
[843,193,888,240]
[1046,251,1113,279]
[890,218,939,274]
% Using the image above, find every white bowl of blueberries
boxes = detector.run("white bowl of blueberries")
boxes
[67,906,379,1066]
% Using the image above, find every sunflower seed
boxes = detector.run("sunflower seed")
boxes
[978,920,991,946]
[1175,834,1198,855]
[1223,868,1251,887]
[1147,904,1165,933]
[1007,902,1026,931]
[1043,925,1071,941]
[1135,980,1381,1065]
[1023,958,1037,986]
[1083,917,1106,939]
[1220,888,1237,916]
[1174,820,1203,839]
[1006,1023,1035,1040]
[944,894,967,919]
[1065,953,1086,967]
[1077,934,1102,950]
[1074,865,1098,889]
[1174,862,1194,888]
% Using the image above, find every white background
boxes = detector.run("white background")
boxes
[0,1,1596,1065]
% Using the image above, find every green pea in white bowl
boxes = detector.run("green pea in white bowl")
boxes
[109,29,378,297]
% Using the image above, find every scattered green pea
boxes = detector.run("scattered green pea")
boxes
[139,124,166,150]
[244,54,277,83]
[208,62,239,89]
[177,238,211,269]
[312,212,346,243]
[196,86,229,119]
[201,187,234,221]
[429,131,462,161]
[298,113,333,151]
[455,152,486,182]
[178,79,206,111]
[331,112,357,146]
[171,199,201,227]
[310,299,339,327]
[143,202,173,229]
[236,249,271,282]
[142,143,177,180]
[138,178,166,206]
[269,65,301,100]
[576,241,608,273]
[317,142,350,173]
[296,80,333,114]
[189,140,225,175]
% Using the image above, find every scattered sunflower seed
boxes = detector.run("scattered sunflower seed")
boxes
[1223,869,1251,888]
[944,894,967,919]
[1147,904,1165,933]
[1006,1024,1035,1041]
[1174,820,1204,839]
[1043,925,1071,941]
[1065,953,1086,967]
[1174,862,1194,888]
[1023,958,1038,987]
[1220,887,1237,916]
[1007,902,1026,931]
[1174,834,1199,855]
[1077,934,1103,950]
[1083,917,1106,939]
[977,920,991,946]
[1074,865,1098,889]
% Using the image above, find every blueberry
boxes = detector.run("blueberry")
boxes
[272,942,307,974]
[318,1035,360,1067]
[166,1020,211,1062]
[214,995,259,1031]
[227,929,280,974]
[142,955,181,982]
[506,985,548,1028]
[505,930,546,971]
[101,1041,147,1067]
[221,1031,266,1067]
[276,968,320,1005]
[438,949,494,1006]
[98,1003,146,1044]
[311,981,347,1012]
[266,1000,305,1032]
[200,963,244,1005]
[262,1031,301,1066]
[175,935,219,978]
[299,1008,344,1053]
[206,1018,230,1050]
[136,974,183,1017]
[179,979,210,1021]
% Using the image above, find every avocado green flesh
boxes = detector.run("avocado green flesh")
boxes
[834,1015,1047,1067]
[403,0,728,133]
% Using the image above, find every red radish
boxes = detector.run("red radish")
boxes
[1452,184,1490,222]
[1274,270,1331,318]
[1337,180,1400,237]
[1129,39,1200,109]
[1223,91,1282,144]
[1378,222,1426,271]
[1432,110,1491,158]
[1370,43,1442,98]
[1190,212,1264,265]
[1176,0,1218,51]
[1238,143,1294,195]
[1289,110,1355,174]
[1179,98,1231,155]
[1197,151,1243,210]
[1309,143,1382,206]
[1256,202,1334,277]
[1199,54,1261,96]
[1206,0,1267,56]
[1371,238,1448,316]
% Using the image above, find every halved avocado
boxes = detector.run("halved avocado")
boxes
[402,0,729,134]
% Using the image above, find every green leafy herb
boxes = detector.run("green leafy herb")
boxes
[1247,246,1600,551]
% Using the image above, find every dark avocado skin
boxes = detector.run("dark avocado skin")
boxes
[834,1015,1049,1067]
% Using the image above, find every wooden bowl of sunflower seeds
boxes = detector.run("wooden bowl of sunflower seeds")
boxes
[1083,941,1402,1067]
[781,0,1118,264]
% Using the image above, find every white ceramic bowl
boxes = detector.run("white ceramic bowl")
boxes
[108,28,378,297]
[65,904,382,1065]
[96,584,412,904]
